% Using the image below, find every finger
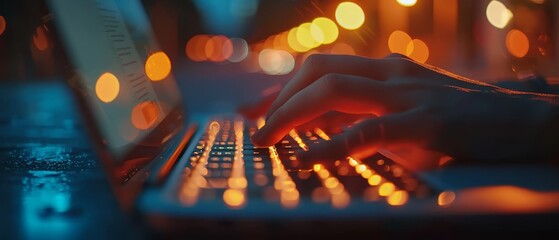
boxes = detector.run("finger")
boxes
[297,111,420,168]
[252,74,391,147]
[265,54,415,120]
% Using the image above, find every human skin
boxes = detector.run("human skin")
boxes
[250,54,559,167]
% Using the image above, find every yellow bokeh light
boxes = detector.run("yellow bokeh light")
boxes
[311,17,339,45]
[506,29,529,58]
[296,23,321,49]
[387,190,409,206]
[379,182,396,196]
[335,2,365,30]
[145,51,171,81]
[368,175,381,186]
[486,0,513,29]
[0,16,6,36]
[223,189,245,208]
[397,0,417,7]
[406,39,429,63]
[287,27,310,52]
[95,72,120,103]
[438,191,456,207]
[388,30,412,55]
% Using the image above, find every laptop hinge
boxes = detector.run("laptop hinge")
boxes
[146,123,198,186]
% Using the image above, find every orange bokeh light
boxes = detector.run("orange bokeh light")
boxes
[506,29,529,58]
[95,72,120,103]
[406,39,429,63]
[145,51,171,81]
[131,101,160,130]
[205,35,229,62]
[33,25,49,51]
[329,42,356,55]
[186,34,210,62]
[0,16,6,36]
[388,30,412,55]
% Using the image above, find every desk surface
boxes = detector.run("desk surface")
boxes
[0,81,146,239]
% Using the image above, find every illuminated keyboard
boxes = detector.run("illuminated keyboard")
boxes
[178,117,435,209]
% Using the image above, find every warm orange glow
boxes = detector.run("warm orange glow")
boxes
[33,26,49,51]
[329,42,356,55]
[145,51,171,81]
[186,34,210,62]
[311,17,339,45]
[324,177,340,189]
[438,191,456,207]
[388,30,412,55]
[406,39,429,63]
[287,27,310,52]
[332,192,351,208]
[486,1,513,29]
[335,2,365,30]
[131,101,159,130]
[0,16,6,36]
[397,0,417,7]
[228,177,248,189]
[223,189,245,208]
[506,29,529,58]
[95,72,120,103]
[314,128,331,140]
[313,164,323,172]
[289,130,309,151]
[355,164,366,174]
[387,190,409,206]
[254,174,268,186]
[379,182,395,196]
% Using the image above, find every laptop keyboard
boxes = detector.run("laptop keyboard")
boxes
[178,117,434,209]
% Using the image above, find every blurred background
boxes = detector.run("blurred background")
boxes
[0,0,557,84]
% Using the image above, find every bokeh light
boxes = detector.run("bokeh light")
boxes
[145,51,171,81]
[205,35,229,62]
[288,27,310,52]
[131,101,159,130]
[335,2,365,30]
[486,1,513,29]
[329,42,356,55]
[186,34,211,62]
[296,23,321,49]
[226,38,249,62]
[33,26,49,51]
[388,30,412,55]
[506,29,529,58]
[311,17,339,45]
[258,49,295,75]
[95,72,120,103]
[438,191,456,207]
[0,16,6,36]
[397,0,417,7]
[406,39,429,63]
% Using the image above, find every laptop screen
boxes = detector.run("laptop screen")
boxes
[48,0,184,184]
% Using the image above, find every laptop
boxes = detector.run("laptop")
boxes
[43,0,559,235]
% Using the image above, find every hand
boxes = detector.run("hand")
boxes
[251,54,559,167]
